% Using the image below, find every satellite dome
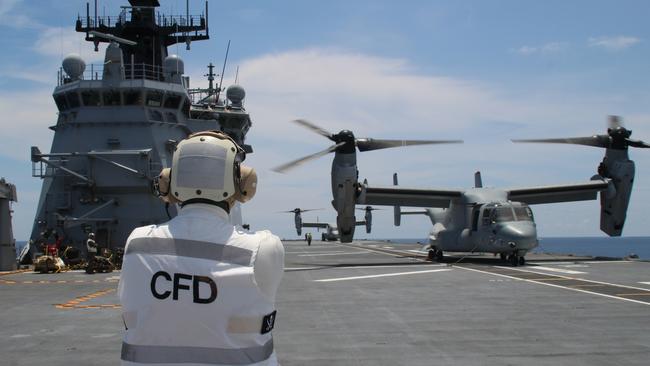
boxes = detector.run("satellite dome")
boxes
[62,54,86,80]
[164,55,185,75]
[226,85,246,105]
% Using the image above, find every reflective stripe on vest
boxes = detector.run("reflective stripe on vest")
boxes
[121,338,274,364]
[125,237,253,266]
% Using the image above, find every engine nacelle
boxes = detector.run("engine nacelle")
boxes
[294,212,302,236]
[364,208,372,234]
[332,153,358,243]
[599,149,634,236]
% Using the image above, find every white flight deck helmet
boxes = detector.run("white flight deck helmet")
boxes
[156,131,257,206]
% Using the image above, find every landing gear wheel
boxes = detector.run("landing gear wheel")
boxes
[509,254,519,267]
[435,250,444,262]
[518,256,526,266]
[500,253,507,261]
[427,250,435,261]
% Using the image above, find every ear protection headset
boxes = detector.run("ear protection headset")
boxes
[154,131,257,206]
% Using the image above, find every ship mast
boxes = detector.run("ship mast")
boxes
[76,0,209,68]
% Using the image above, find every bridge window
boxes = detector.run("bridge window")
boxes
[182,98,190,116]
[146,91,163,107]
[103,90,121,106]
[165,112,178,123]
[54,94,69,111]
[163,94,182,109]
[65,92,81,109]
[81,90,101,106]
[149,109,163,121]
[124,90,143,105]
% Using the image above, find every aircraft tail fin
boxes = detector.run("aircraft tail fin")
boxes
[393,173,401,226]
[474,171,483,188]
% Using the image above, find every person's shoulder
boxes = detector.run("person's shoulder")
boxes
[125,224,159,244]
[252,230,282,246]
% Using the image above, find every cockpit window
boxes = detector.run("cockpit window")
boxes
[482,208,493,225]
[514,207,534,221]
[492,207,515,223]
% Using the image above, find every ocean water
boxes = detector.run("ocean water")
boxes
[16,237,650,260]
[381,236,650,260]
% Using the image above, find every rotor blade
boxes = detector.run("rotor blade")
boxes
[292,119,335,140]
[626,138,650,148]
[355,138,463,152]
[276,208,324,213]
[512,136,610,148]
[272,142,346,173]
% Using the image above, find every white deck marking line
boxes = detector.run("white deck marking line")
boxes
[336,243,429,262]
[527,266,586,275]
[499,266,650,292]
[639,282,650,285]
[285,263,443,272]
[285,267,326,271]
[528,260,631,265]
[286,251,349,255]
[456,266,650,306]
[298,252,369,257]
[407,249,428,253]
[315,268,453,282]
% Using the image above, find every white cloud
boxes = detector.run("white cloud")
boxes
[0,0,20,16]
[0,0,37,29]
[0,90,55,160]
[33,26,106,62]
[588,36,641,51]
[513,42,566,56]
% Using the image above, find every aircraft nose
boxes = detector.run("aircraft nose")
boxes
[498,222,537,250]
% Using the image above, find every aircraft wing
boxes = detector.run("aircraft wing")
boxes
[507,179,610,205]
[358,185,463,208]
[301,222,330,229]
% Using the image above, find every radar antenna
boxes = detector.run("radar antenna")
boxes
[88,30,137,46]
[215,40,231,102]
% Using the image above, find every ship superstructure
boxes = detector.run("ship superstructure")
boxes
[0,178,17,271]
[30,0,253,251]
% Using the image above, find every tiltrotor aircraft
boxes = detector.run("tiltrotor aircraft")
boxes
[281,206,380,241]
[275,116,646,265]
[273,119,462,241]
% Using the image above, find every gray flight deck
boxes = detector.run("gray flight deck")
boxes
[1,240,649,365]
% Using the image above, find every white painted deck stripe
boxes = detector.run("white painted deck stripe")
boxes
[298,252,369,257]
[501,266,650,292]
[315,268,452,282]
[286,251,348,255]
[456,266,650,306]
[528,266,586,275]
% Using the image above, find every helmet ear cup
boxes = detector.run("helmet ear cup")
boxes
[233,165,257,203]
[156,168,180,204]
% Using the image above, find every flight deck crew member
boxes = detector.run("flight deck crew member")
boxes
[86,232,97,264]
[118,131,284,366]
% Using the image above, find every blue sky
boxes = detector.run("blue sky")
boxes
[1,0,649,241]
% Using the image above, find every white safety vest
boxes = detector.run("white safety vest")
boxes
[86,239,97,253]
[119,205,281,366]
